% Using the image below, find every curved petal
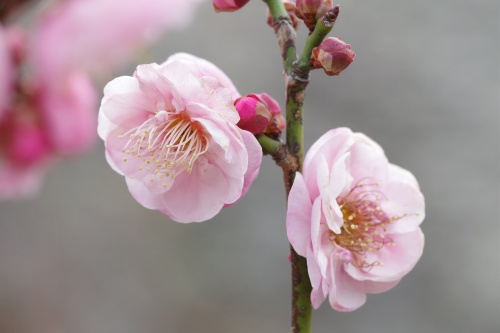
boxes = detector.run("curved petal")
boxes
[363,279,400,294]
[328,249,367,312]
[345,228,425,282]
[158,155,231,223]
[303,128,354,199]
[381,181,425,234]
[237,129,262,198]
[126,177,165,210]
[348,133,389,184]
[164,52,240,100]
[308,249,327,309]
[286,172,313,257]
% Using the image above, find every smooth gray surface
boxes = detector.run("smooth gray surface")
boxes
[1,1,499,332]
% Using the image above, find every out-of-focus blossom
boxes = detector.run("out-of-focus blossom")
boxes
[287,128,425,311]
[0,161,47,201]
[32,0,203,80]
[99,53,262,223]
[0,25,13,119]
[213,0,250,12]
[0,0,205,200]
[37,71,97,155]
[295,0,333,30]
[311,37,355,76]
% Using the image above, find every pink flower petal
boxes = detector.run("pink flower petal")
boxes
[328,250,367,312]
[286,172,313,257]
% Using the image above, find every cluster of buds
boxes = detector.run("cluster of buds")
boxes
[234,93,285,140]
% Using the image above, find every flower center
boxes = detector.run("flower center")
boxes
[331,180,397,271]
[119,110,209,184]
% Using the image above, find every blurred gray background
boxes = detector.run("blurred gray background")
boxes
[1,0,499,332]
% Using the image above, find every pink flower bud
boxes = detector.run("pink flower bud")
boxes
[235,94,273,135]
[258,93,285,139]
[311,37,355,76]
[213,0,250,12]
[295,0,333,30]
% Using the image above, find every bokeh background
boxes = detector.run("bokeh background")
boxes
[1,0,499,332]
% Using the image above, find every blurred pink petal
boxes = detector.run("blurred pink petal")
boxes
[32,0,203,80]
[0,161,47,200]
[0,25,13,119]
[37,70,97,155]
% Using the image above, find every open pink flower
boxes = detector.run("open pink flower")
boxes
[98,53,262,222]
[287,128,425,311]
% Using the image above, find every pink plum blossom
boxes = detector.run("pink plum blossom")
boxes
[98,53,262,223]
[286,128,425,311]
[32,0,203,81]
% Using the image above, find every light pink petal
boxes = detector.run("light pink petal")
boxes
[196,117,247,182]
[348,132,389,183]
[328,250,367,312]
[164,52,240,100]
[286,172,313,257]
[310,197,323,265]
[308,248,327,309]
[158,155,231,223]
[99,75,156,144]
[163,59,238,123]
[345,228,425,282]
[381,181,425,233]
[237,129,262,198]
[135,64,182,111]
[317,153,350,233]
[363,279,400,294]
[126,177,165,210]
[388,163,420,189]
[303,128,354,199]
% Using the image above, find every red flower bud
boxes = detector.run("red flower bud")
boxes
[213,0,250,13]
[235,94,272,135]
[234,93,284,138]
[295,0,333,30]
[311,37,355,75]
